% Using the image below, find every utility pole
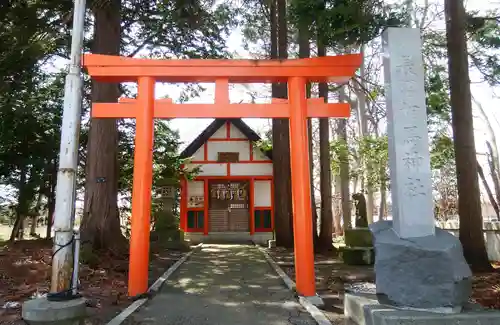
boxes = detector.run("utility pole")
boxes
[51,0,87,293]
[22,1,88,322]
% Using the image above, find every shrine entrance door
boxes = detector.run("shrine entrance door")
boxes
[209,180,250,232]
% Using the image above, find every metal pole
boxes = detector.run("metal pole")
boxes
[50,0,86,293]
[72,230,81,296]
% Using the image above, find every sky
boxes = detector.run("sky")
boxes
[159,29,271,150]
[0,0,494,212]
[161,0,500,156]
[34,0,499,207]
[33,0,498,154]
[158,0,500,209]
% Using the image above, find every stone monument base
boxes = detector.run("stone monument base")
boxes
[342,228,375,266]
[340,246,375,265]
[345,228,373,247]
[370,220,472,309]
[345,292,500,325]
[22,296,87,325]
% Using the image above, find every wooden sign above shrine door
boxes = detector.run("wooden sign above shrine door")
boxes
[209,180,249,232]
[217,152,239,163]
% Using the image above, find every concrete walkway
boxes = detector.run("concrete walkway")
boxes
[123,244,316,325]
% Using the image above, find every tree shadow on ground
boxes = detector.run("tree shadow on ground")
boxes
[125,244,315,325]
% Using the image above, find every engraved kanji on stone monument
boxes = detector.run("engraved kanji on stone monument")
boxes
[345,26,500,325]
[383,28,434,238]
[366,27,472,314]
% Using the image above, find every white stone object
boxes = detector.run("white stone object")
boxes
[383,28,435,238]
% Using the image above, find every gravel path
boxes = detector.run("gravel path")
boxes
[124,244,316,325]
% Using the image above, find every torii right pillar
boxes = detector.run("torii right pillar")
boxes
[288,76,319,303]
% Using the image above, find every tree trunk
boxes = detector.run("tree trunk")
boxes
[30,191,43,237]
[308,120,320,247]
[354,48,374,223]
[47,193,55,238]
[332,117,343,234]
[374,117,386,222]
[485,141,500,208]
[474,97,500,206]
[379,183,386,220]
[10,215,24,240]
[477,162,500,218]
[10,165,28,241]
[333,176,343,234]
[81,0,127,254]
[317,38,333,249]
[46,158,57,239]
[297,16,319,248]
[444,0,491,271]
[30,216,37,236]
[378,160,388,221]
[338,87,351,229]
[271,0,294,248]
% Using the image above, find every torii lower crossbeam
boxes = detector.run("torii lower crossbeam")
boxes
[92,98,350,118]
[82,53,362,299]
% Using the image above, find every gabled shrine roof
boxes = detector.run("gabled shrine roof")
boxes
[179,119,273,160]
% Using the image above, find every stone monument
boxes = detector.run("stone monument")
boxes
[341,193,374,266]
[344,27,500,325]
[353,193,368,228]
[151,185,187,249]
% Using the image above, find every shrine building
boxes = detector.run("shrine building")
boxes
[179,118,273,244]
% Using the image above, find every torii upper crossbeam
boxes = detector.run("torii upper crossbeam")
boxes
[83,53,362,298]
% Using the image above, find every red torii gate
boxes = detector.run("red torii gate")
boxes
[83,53,362,298]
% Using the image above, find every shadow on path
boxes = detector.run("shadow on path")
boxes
[123,244,316,325]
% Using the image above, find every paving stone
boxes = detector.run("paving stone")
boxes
[125,244,316,325]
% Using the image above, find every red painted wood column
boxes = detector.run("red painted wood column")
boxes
[180,177,187,231]
[288,76,316,297]
[128,77,155,297]
[249,179,255,235]
[225,121,231,138]
[270,179,275,231]
[204,179,209,235]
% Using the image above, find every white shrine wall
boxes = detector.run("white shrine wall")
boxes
[187,181,204,196]
[187,181,205,208]
[184,123,272,177]
[184,122,273,209]
[229,163,272,176]
[185,179,272,211]
[252,147,270,161]
[184,161,273,176]
[210,124,228,138]
[206,141,251,161]
[191,145,204,160]
[184,163,227,176]
[254,180,272,207]
[229,123,246,138]
[437,221,500,262]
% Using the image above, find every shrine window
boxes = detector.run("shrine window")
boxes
[187,210,204,231]
[217,152,239,163]
[254,208,272,232]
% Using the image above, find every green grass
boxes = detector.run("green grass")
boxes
[0,224,47,242]
[0,225,10,241]
[333,242,346,249]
